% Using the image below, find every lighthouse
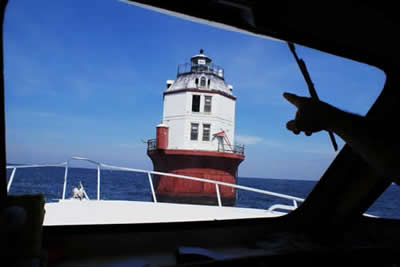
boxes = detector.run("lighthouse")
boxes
[147,50,245,206]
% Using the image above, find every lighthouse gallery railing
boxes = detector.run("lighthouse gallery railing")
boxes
[147,139,245,156]
[7,157,303,213]
[177,62,224,78]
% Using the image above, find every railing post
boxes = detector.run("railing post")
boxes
[216,184,222,207]
[293,199,298,208]
[97,165,101,201]
[62,162,68,200]
[148,173,157,203]
[7,168,16,193]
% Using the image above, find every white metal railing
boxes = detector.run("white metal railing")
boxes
[6,157,304,211]
[7,162,67,193]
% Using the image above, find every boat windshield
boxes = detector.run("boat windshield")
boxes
[4,0,397,224]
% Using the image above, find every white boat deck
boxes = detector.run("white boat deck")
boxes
[8,157,305,226]
[7,158,377,226]
[44,200,285,226]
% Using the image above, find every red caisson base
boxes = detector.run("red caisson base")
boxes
[147,149,244,206]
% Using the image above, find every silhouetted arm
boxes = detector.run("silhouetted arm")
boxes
[283,92,399,182]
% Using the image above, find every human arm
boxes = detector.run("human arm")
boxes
[283,92,399,181]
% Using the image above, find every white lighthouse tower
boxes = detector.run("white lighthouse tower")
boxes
[147,50,244,206]
[163,49,237,152]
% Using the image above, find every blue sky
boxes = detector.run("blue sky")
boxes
[4,0,386,180]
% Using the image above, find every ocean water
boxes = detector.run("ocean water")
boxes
[6,167,400,219]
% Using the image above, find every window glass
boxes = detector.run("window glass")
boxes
[190,123,199,140]
[192,95,200,112]
[204,96,212,113]
[202,124,210,141]
[200,77,206,87]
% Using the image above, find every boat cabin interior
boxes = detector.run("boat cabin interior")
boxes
[1,0,400,265]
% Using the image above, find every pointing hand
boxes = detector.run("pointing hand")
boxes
[283,92,335,136]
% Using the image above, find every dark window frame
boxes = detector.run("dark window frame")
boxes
[190,123,199,140]
[200,76,206,87]
[204,96,212,113]
[192,95,200,112]
[202,124,211,141]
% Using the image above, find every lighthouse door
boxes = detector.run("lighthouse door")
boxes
[213,131,232,153]
[217,136,225,152]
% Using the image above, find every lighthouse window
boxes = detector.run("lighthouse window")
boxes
[190,123,199,140]
[200,77,206,87]
[204,96,212,113]
[202,124,211,141]
[192,95,201,112]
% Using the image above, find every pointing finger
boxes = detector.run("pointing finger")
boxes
[283,92,307,108]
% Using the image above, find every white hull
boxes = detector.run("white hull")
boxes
[43,200,285,226]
